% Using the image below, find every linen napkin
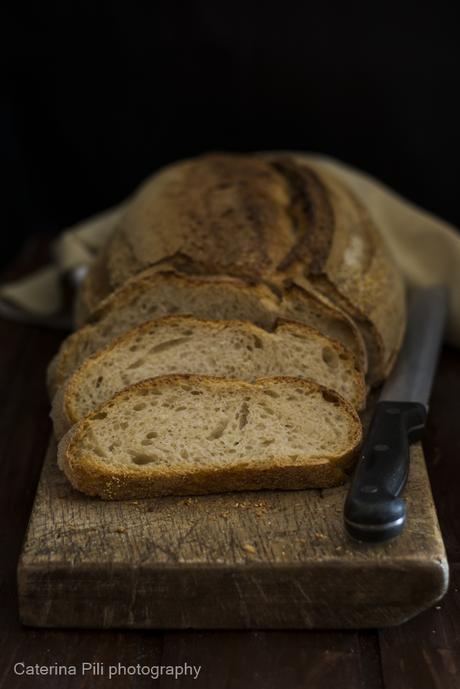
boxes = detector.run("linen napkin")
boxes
[1,155,459,346]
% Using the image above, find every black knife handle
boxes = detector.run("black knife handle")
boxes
[344,401,427,543]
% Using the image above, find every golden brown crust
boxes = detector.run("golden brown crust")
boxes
[61,450,357,500]
[270,157,335,274]
[76,153,405,383]
[80,154,346,312]
[47,325,95,396]
[58,375,362,500]
[80,154,295,310]
[291,157,406,382]
[50,383,68,440]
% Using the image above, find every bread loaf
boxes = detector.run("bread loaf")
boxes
[51,315,366,438]
[75,153,405,383]
[57,375,362,499]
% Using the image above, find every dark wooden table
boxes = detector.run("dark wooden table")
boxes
[1,240,459,689]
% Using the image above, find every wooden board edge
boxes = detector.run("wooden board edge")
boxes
[17,556,449,630]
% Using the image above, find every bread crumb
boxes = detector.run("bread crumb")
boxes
[114,527,126,534]
[242,543,256,554]
[230,500,269,513]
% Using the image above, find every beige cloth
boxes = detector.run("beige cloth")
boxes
[1,155,460,346]
[0,204,125,317]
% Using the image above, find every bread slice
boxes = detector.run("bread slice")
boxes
[52,315,366,438]
[48,271,366,395]
[57,375,362,499]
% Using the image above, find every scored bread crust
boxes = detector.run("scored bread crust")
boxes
[288,155,406,382]
[75,153,405,383]
[57,374,363,500]
[49,271,366,395]
[52,314,367,439]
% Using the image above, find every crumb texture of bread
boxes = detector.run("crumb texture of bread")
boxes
[48,271,366,394]
[58,375,362,500]
[53,316,366,438]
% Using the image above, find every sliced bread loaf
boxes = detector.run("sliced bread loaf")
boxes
[52,315,366,438]
[76,153,405,383]
[48,271,366,395]
[57,375,362,499]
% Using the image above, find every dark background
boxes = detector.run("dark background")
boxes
[2,1,460,268]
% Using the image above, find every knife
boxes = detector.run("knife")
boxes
[344,285,448,543]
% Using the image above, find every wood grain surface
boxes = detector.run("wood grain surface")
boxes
[1,240,460,688]
[18,440,447,629]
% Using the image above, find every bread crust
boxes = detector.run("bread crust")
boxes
[57,375,362,500]
[292,160,406,381]
[75,153,405,383]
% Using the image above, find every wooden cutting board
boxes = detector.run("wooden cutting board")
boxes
[18,438,448,629]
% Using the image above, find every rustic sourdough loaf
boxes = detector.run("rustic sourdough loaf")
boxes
[57,375,362,499]
[48,271,366,395]
[52,315,366,438]
[75,153,405,383]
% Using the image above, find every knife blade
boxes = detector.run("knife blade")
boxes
[344,285,448,543]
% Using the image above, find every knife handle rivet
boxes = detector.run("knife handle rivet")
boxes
[361,484,378,494]
[374,444,389,452]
